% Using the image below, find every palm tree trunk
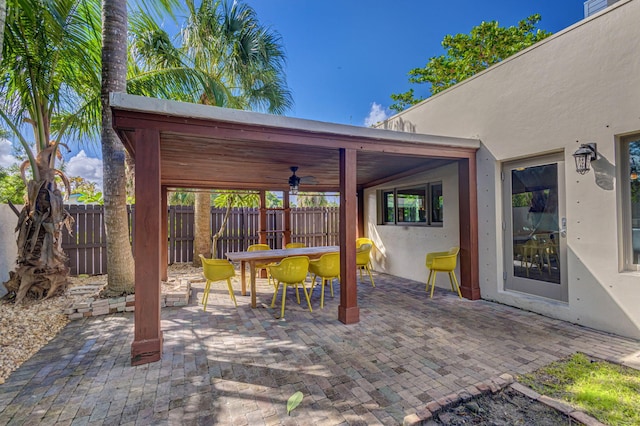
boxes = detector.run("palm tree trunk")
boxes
[193,192,211,265]
[101,0,135,295]
[5,151,74,304]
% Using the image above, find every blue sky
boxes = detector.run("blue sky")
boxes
[0,0,587,189]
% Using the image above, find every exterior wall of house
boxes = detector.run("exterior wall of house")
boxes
[0,205,18,287]
[374,0,640,339]
[364,163,460,284]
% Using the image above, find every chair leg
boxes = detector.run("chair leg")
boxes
[225,278,238,307]
[271,281,280,308]
[310,274,317,293]
[366,266,375,287]
[295,284,301,304]
[280,283,288,319]
[448,272,462,298]
[329,277,334,298]
[301,281,312,312]
[426,270,433,292]
[320,278,325,309]
[203,280,211,311]
[429,271,438,298]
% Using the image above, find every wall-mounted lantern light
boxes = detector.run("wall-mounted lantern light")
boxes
[288,166,300,195]
[572,143,597,175]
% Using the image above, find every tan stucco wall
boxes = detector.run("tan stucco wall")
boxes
[0,204,17,285]
[364,163,460,285]
[376,0,640,339]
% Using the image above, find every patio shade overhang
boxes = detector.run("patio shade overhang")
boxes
[109,93,481,366]
[110,93,481,192]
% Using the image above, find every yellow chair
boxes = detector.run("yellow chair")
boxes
[356,237,374,269]
[199,254,237,311]
[269,256,312,319]
[356,243,375,287]
[356,237,373,248]
[308,252,340,308]
[425,247,462,298]
[248,243,273,285]
[285,242,306,249]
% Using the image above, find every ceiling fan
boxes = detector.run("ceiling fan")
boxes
[288,166,317,194]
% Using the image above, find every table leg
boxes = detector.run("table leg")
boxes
[241,260,247,296]
[249,261,257,308]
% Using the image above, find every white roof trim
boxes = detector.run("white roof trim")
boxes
[110,93,480,150]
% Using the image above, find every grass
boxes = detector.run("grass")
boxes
[518,352,640,426]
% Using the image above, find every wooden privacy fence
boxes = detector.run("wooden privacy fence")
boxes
[61,205,339,275]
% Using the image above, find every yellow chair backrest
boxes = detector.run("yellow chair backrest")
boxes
[356,243,372,266]
[199,255,235,281]
[356,237,373,248]
[269,256,310,283]
[425,247,459,272]
[248,244,270,252]
[309,252,340,277]
[285,242,306,249]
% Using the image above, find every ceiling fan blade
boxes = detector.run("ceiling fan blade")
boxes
[300,176,318,184]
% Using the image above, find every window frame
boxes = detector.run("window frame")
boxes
[619,134,640,271]
[379,182,443,226]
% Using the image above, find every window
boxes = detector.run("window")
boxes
[622,135,640,268]
[380,182,443,225]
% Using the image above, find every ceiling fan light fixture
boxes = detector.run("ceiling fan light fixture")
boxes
[289,166,300,195]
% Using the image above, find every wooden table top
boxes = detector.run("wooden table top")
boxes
[226,246,339,263]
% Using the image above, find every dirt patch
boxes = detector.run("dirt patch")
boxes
[430,387,579,425]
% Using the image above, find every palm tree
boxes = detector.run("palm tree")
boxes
[0,0,102,303]
[129,0,292,264]
[100,0,136,296]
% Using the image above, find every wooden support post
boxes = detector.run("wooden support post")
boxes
[338,148,359,324]
[283,191,291,246]
[258,190,268,277]
[357,189,365,238]
[131,128,163,365]
[458,156,481,300]
[161,186,168,282]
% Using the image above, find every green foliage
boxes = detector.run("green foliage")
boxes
[67,176,103,204]
[76,191,103,204]
[286,391,303,415]
[0,164,26,204]
[168,190,196,206]
[266,191,282,208]
[212,191,259,208]
[519,353,640,425]
[390,14,552,112]
[128,0,292,114]
[0,0,102,174]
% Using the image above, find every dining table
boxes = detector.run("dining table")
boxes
[226,246,339,308]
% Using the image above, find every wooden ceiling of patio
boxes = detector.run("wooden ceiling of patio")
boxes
[111,96,479,193]
[158,132,453,192]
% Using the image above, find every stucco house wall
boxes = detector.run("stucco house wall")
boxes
[373,0,640,339]
[364,163,460,284]
[0,205,17,290]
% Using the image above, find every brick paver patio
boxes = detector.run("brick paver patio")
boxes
[1,272,639,425]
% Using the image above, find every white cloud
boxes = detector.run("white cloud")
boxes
[0,139,20,168]
[364,102,390,127]
[65,150,103,190]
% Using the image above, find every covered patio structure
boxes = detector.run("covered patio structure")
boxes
[110,93,481,365]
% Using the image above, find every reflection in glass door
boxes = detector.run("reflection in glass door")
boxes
[503,155,567,302]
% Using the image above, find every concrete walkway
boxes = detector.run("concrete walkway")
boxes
[1,273,639,425]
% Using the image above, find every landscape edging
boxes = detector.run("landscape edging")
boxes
[402,373,606,426]
[64,279,191,320]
